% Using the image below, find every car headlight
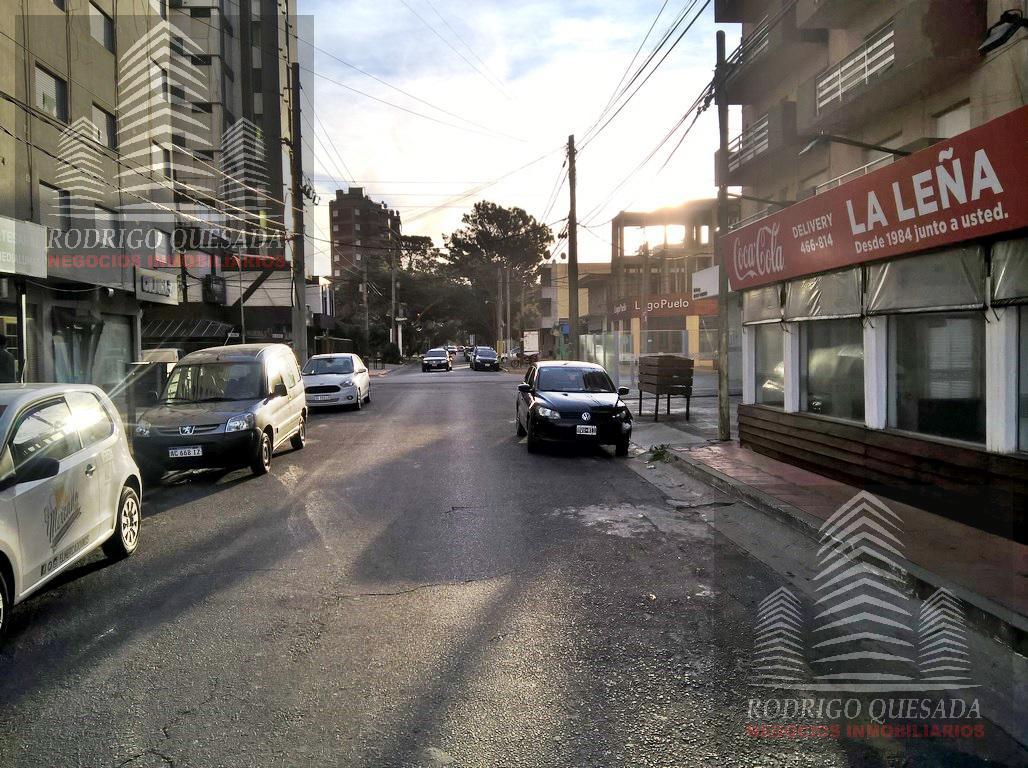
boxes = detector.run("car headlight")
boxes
[225,413,255,432]
[536,406,560,420]
[340,377,353,386]
[134,420,151,437]
[612,408,630,420]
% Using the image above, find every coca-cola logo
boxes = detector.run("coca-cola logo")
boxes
[732,223,784,282]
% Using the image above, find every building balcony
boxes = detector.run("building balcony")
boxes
[724,3,827,104]
[716,101,797,186]
[797,2,985,133]
[796,0,877,30]
[714,0,769,23]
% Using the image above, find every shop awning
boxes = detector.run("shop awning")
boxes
[742,284,782,324]
[142,318,234,342]
[991,237,1028,304]
[866,246,985,315]
[784,267,861,320]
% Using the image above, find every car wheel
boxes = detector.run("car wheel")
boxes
[0,566,10,639]
[103,485,141,560]
[422,366,428,372]
[516,410,527,437]
[251,430,272,475]
[526,419,541,453]
[290,415,306,449]
[615,437,630,457]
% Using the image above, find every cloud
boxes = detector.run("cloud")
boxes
[297,0,737,272]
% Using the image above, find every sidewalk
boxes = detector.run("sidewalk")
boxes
[629,405,1028,645]
[368,363,404,378]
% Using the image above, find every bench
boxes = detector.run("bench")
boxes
[637,355,694,422]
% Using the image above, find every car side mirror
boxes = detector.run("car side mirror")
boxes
[15,456,60,486]
[272,382,288,398]
[617,386,630,397]
[517,383,532,393]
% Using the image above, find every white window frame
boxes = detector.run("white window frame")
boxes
[89,2,115,53]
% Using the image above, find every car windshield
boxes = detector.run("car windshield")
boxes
[537,368,615,393]
[426,349,447,358]
[477,348,497,357]
[161,362,263,403]
[303,357,354,375]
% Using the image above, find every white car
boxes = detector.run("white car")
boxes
[301,353,372,409]
[0,384,142,637]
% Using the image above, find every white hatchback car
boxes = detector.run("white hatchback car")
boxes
[301,353,372,409]
[0,384,142,637]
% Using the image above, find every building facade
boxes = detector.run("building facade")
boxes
[1,0,303,398]
[609,199,741,369]
[716,0,1027,534]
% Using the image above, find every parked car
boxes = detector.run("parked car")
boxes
[0,384,142,638]
[472,347,499,371]
[301,353,371,410]
[515,361,632,456]
[423,348,452,372]
[133,344,306,483]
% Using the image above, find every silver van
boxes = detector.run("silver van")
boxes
[133,344,307,483]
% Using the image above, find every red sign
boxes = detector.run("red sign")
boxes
[612,294,718,319]
[720,106,1028,291]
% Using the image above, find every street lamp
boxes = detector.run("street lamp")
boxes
[799,133,911,158]
[979,9,1027,55]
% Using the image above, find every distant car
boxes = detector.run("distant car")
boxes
[445,345,458,358]
[464,347,474,362]
[515,361,632,456]
[133,344,306,483]
[302,353,371,410]
[472,347,499,371]
[423,348,452,372]
[0,384,142,638]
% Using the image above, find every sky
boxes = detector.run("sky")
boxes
[296,0,740,274]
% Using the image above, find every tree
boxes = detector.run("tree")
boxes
[400,235,443,273]
[442,202,553,345]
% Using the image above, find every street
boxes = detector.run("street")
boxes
[0,363,1022,768]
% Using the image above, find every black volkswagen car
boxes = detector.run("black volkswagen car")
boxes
[472,346,499,371]
[515,361,632,455]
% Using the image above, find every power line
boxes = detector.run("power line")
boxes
[579,0,710,151]
[397,0,510,100]
[423,0,511,98]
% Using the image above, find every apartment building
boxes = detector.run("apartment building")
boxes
[0,0,299,397]
[609,199,741,368]
[715,0,1027,533]
[327,187,402,279]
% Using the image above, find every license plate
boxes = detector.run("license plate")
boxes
[576,425,598,436]
[311,395,333,402]
[169,446,202,458]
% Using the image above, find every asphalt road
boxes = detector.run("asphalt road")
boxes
[0,362,1021,767]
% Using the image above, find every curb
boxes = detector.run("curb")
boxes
[667,450,1028,655]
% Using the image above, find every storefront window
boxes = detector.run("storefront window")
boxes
[801,319,864,421]
[1019,308,1028,451]
[753,323,784,407]
[889,312,985,443]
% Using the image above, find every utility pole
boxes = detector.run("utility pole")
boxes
[289,61,308,365]
[505,266,512,357]
[641,242,650,347]
[390,247,397,345]
[567,134,580,359]
[362,259,370,351]
[496,264,503,351]
[715,30,731,441]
